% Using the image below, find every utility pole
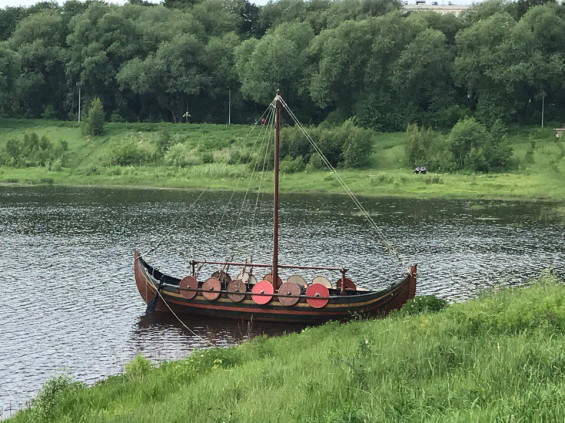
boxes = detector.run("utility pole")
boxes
[228,89,231,125]
[541,92,546,128]
[78,83,81,123]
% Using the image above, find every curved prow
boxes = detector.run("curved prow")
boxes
[408,264,417,299]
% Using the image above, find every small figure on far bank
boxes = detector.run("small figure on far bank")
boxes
[414,166,420,174]
[420,166,427,174]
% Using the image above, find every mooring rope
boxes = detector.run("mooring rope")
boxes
[143,277,215,347]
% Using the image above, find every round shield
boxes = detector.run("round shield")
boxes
[251,280,274,305]
[227,279,246,302]
[247,274,258,285]
[277,282,300,306]
[287,275,307,286]
[236,271,250,284]
[179,276,198,300]
[202,277,221,301]
[212,270,232,284]
[264,273,283,286]
[312,276,332,289]
[306,283,329,308]
[337,277,356,291]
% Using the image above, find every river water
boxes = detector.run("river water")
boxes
[0,186,563,417]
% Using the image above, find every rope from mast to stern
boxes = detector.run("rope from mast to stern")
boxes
[277,95,410,272]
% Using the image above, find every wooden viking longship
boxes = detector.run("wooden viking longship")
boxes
[134,93,417,324]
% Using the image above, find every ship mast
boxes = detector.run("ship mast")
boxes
[272,92,280,291]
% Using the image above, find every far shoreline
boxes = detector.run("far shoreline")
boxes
[0,176,563,205]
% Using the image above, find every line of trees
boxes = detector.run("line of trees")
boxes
[0,0,564,130]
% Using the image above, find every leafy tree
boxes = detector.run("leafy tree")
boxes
[390,25,455,128]
[163,0,199,9]
[454,12,518,124]
[0,0,563,126]
[236,21,314,106]
[405,124,435,168]
[9,10,66,117]
[82,97,105,136]
[0,7,28,41]
[446,117,512,172]
[504,4,565,123]
[341,119,372,168]
[505,0,556,20]
[0,42,19,115]
[308,18,381,113]
[204,32,241,101]
[117,33,209,123]
[191,0,240,37]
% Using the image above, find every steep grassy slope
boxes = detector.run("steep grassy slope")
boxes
[10,272,565,422]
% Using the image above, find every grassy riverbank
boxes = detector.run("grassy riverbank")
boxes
[0,119,564,200]
[9,271,565,422]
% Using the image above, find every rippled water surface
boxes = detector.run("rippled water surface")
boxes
[1,186,563,417]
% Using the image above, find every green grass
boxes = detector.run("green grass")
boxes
[0,119,564,201]
[9,271,565,422]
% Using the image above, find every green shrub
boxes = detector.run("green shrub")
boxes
[404,123,434,167]
[201,151,214,164]
[110,112,124,122]
[315,128,343,167]
[280,155,306,173]
[165,143,201,167]
[280,126,311,162]
[447,117,512,172]
[0,133,67,167]
[30,374,84,422]
[404,124,453,172]
[81,97,105,136]
[156,130,174,155]
[396,295,449,316]
[42,105,57,120]
[109,137,157,166]
[406,118,513,173]
[341,120,372,168]
[308,153,326,170]
[282,120,372,169]
[125,355,153,380]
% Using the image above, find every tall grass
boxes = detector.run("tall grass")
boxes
[10,271,565,422]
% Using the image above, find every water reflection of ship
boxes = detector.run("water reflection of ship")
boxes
[133,313,306,354]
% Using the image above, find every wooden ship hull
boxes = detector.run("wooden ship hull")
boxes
[134,251,417,324]
[133,93,418,325]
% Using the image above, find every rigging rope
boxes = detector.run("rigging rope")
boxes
[210,105,274,247]
[139,188,207,260]
[225,106,275,252]
[248,109,276,260]
[278,96,410,270]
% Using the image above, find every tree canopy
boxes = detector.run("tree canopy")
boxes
[0,0,563,128]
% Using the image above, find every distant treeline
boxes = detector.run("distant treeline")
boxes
[0,0,563,130]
